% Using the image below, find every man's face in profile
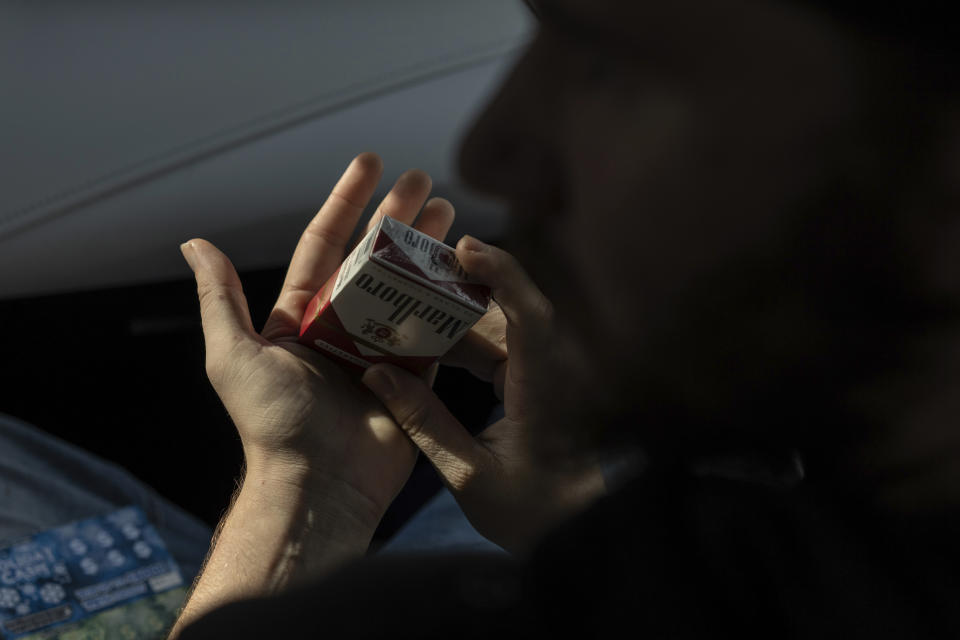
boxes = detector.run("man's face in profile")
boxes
[458,0,870,452]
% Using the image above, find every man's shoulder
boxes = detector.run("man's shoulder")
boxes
[528,460,960,636]
[524,463,810,634]
[181,462,960,638]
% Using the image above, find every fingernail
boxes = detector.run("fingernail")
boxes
[362,366,397,398]
[459,235,486,253]
[180,242,198,272]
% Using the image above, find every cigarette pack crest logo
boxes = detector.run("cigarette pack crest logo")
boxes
[359,318,407,348]
[427,244,460,275]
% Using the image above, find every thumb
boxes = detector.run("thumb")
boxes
[362,364,484,492]
[181,239,260,364]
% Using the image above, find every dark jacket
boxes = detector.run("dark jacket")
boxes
[181,464,960,638]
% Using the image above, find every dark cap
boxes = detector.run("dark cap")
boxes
[804,3,957,56]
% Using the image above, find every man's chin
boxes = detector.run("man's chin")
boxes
[498,213,635,459]
[523,327,622,465]
[501,212,572,305]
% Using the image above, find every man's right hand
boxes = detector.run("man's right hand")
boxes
[361,237,606,555]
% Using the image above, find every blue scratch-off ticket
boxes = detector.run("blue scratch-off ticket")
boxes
[0,506,185,639]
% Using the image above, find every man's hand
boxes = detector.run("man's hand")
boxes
[361,237,606,555]
[169,152,452,636]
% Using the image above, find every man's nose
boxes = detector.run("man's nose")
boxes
[456,45,565,210]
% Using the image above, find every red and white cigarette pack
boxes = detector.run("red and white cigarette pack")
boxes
[298,217,490,376]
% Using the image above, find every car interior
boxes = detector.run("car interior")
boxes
[0,0,534,546]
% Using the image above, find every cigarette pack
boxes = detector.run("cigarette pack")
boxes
[298,216,490,376]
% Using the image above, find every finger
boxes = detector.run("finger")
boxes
[355,168,432,244]
[362,364,486,493]
[413,197,455,243]
[441,301,508,386]
[454,236,553,388]
[422,361,441,389]
[262,152,383,340]
[181,239,264,373]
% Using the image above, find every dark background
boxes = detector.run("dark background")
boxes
[0,265,499,549]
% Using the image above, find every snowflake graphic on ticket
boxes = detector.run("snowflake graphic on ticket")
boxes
[0,506,186,639]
